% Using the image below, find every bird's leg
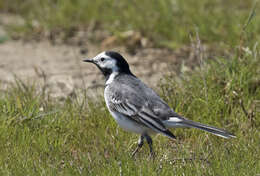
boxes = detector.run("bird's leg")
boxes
[132,135,144,157]
[144,134,155,158]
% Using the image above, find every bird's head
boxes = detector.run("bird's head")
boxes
[83,51,132,77]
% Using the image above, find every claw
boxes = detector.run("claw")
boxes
[131,135,144,157]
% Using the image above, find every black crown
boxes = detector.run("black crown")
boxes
[105,51,131,74]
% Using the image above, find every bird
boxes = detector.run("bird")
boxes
[83,51,235,157]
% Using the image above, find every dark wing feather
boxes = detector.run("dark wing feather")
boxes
[106,74,176,139]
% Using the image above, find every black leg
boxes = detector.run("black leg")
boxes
[132,135,144,157]
[144,134,155,158]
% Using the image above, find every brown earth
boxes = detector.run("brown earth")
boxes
[0,14,205,99]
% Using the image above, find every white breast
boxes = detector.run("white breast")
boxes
[105,72,118,85]
[104,86,149,134]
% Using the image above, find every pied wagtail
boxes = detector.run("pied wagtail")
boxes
[83,51,235,157]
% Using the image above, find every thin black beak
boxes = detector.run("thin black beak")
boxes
[83,58,94,63]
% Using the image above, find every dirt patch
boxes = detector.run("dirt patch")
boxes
[0,39,202,98]
[0,14,207,99]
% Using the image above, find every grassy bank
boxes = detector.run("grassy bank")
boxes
[0,0,259,175]
[0,0,260,48]
[0,45,259,175]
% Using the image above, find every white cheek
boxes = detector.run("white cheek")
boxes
[102,60,118,71]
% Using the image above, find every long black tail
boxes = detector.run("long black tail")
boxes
[164,117,236,139]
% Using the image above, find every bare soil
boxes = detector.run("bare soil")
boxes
[0,14,203,99]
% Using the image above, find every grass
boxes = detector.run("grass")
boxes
[0,43,259,175]
[0,0,259,175]
[0,0,260,48]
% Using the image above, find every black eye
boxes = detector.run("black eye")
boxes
[100,57,105,62]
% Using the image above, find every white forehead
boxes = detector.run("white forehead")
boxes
[93,51,109,60]
[93,52,118,71]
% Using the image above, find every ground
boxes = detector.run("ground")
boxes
[0,7,259,176]
[0,38,203,99]
[0,13,208,99]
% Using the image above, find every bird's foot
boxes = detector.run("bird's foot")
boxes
[131,147,140,157]
[149,151,155,159]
